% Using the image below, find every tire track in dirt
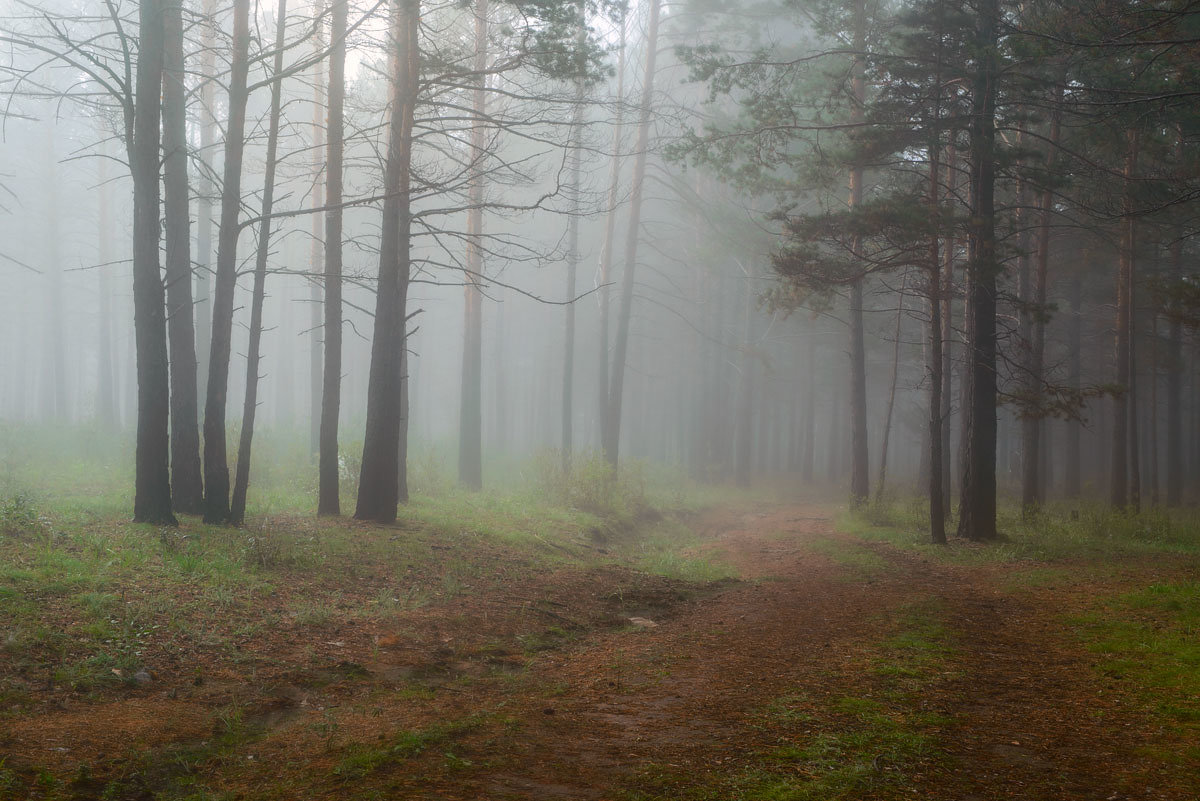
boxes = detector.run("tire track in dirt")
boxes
[433,505,1196,800]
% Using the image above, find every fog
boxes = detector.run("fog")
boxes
[0,0,1196,531]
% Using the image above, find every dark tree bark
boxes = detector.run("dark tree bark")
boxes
[1111,129,1138,509]
[1166,136,1184,505]
[131,0,176,525]
[195,0,218,405]
[956,0,999,542]
[604,0,661,467]
[356,0,418,522]
[201,0,250,524]
[940,144,955,513]
[846,0,870,507]
[1021,97,1061,512]
[458,0,487,491]
[230,0,288,526]
[163,0,203,514]
[1065,275,1082,497]
[318,0,346,516]
[928,146,946,544]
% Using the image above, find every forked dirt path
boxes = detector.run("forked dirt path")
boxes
[405,504,1196,800]
[7,503,1195,800]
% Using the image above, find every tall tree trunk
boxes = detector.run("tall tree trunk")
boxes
[355,0,418,522]
[230,0,288,525]
[195,0,217,405]
[929,146,946,544]
[596,7,627,454]
[97,151,118,428]
[561,0,586,473]
[846,0,870,507]
[1111,130,1138,509]
[604,0,661,468]
[802,332,816,483]
[1149,309,1159,506]
[163,0,203,514]
[42,133,66,420]
[131,0,176,525]
[1016,149,1036,512]
[458,0,487,490]
[310,0,326,457]
[1065,275,1082,497]
[201,0,250,524]
[735,265,753,487]
[318,0,345,516]
[940,144,955,513]
[956,0,999,542]
[875,282,905,503]
[1166,131,1184,506]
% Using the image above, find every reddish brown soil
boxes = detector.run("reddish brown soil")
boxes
[4,505,1197,800]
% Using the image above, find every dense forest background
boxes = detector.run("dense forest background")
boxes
[0,0,1197,539]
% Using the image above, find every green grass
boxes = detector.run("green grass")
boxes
[1072,581,1200,734]
[805,534,888,577]
[624,601,954,801]
[332,719,478,779]
[840,497,1200,564]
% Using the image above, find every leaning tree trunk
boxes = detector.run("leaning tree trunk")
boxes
[355,0,418,522]
[956,0,999,542]
[318,0,345,516]
[595,6,627,454]
[163,0,203,514]
[458,0,487,491]
[230,0,288,525]
[201,0,250,524]
[130,0,176,525]
[605,0,661,468]
[846,0,870,507]
[875,280,905,504]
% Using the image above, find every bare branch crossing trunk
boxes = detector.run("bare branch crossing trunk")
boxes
[202,0,251,524]
[318,0,346,516]
[163,0,203,514]
[230,0,289,525]
[131,0,176,525]
[356,0,418,522]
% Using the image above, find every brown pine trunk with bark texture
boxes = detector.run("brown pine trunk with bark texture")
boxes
[163,0,203,514]
[356,0,418,522]
[201,0,250,524]
[318,0,345,516]
[956,0,999,541]
[131,0,176,525]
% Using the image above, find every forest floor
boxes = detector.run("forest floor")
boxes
[2,500,1199,800]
